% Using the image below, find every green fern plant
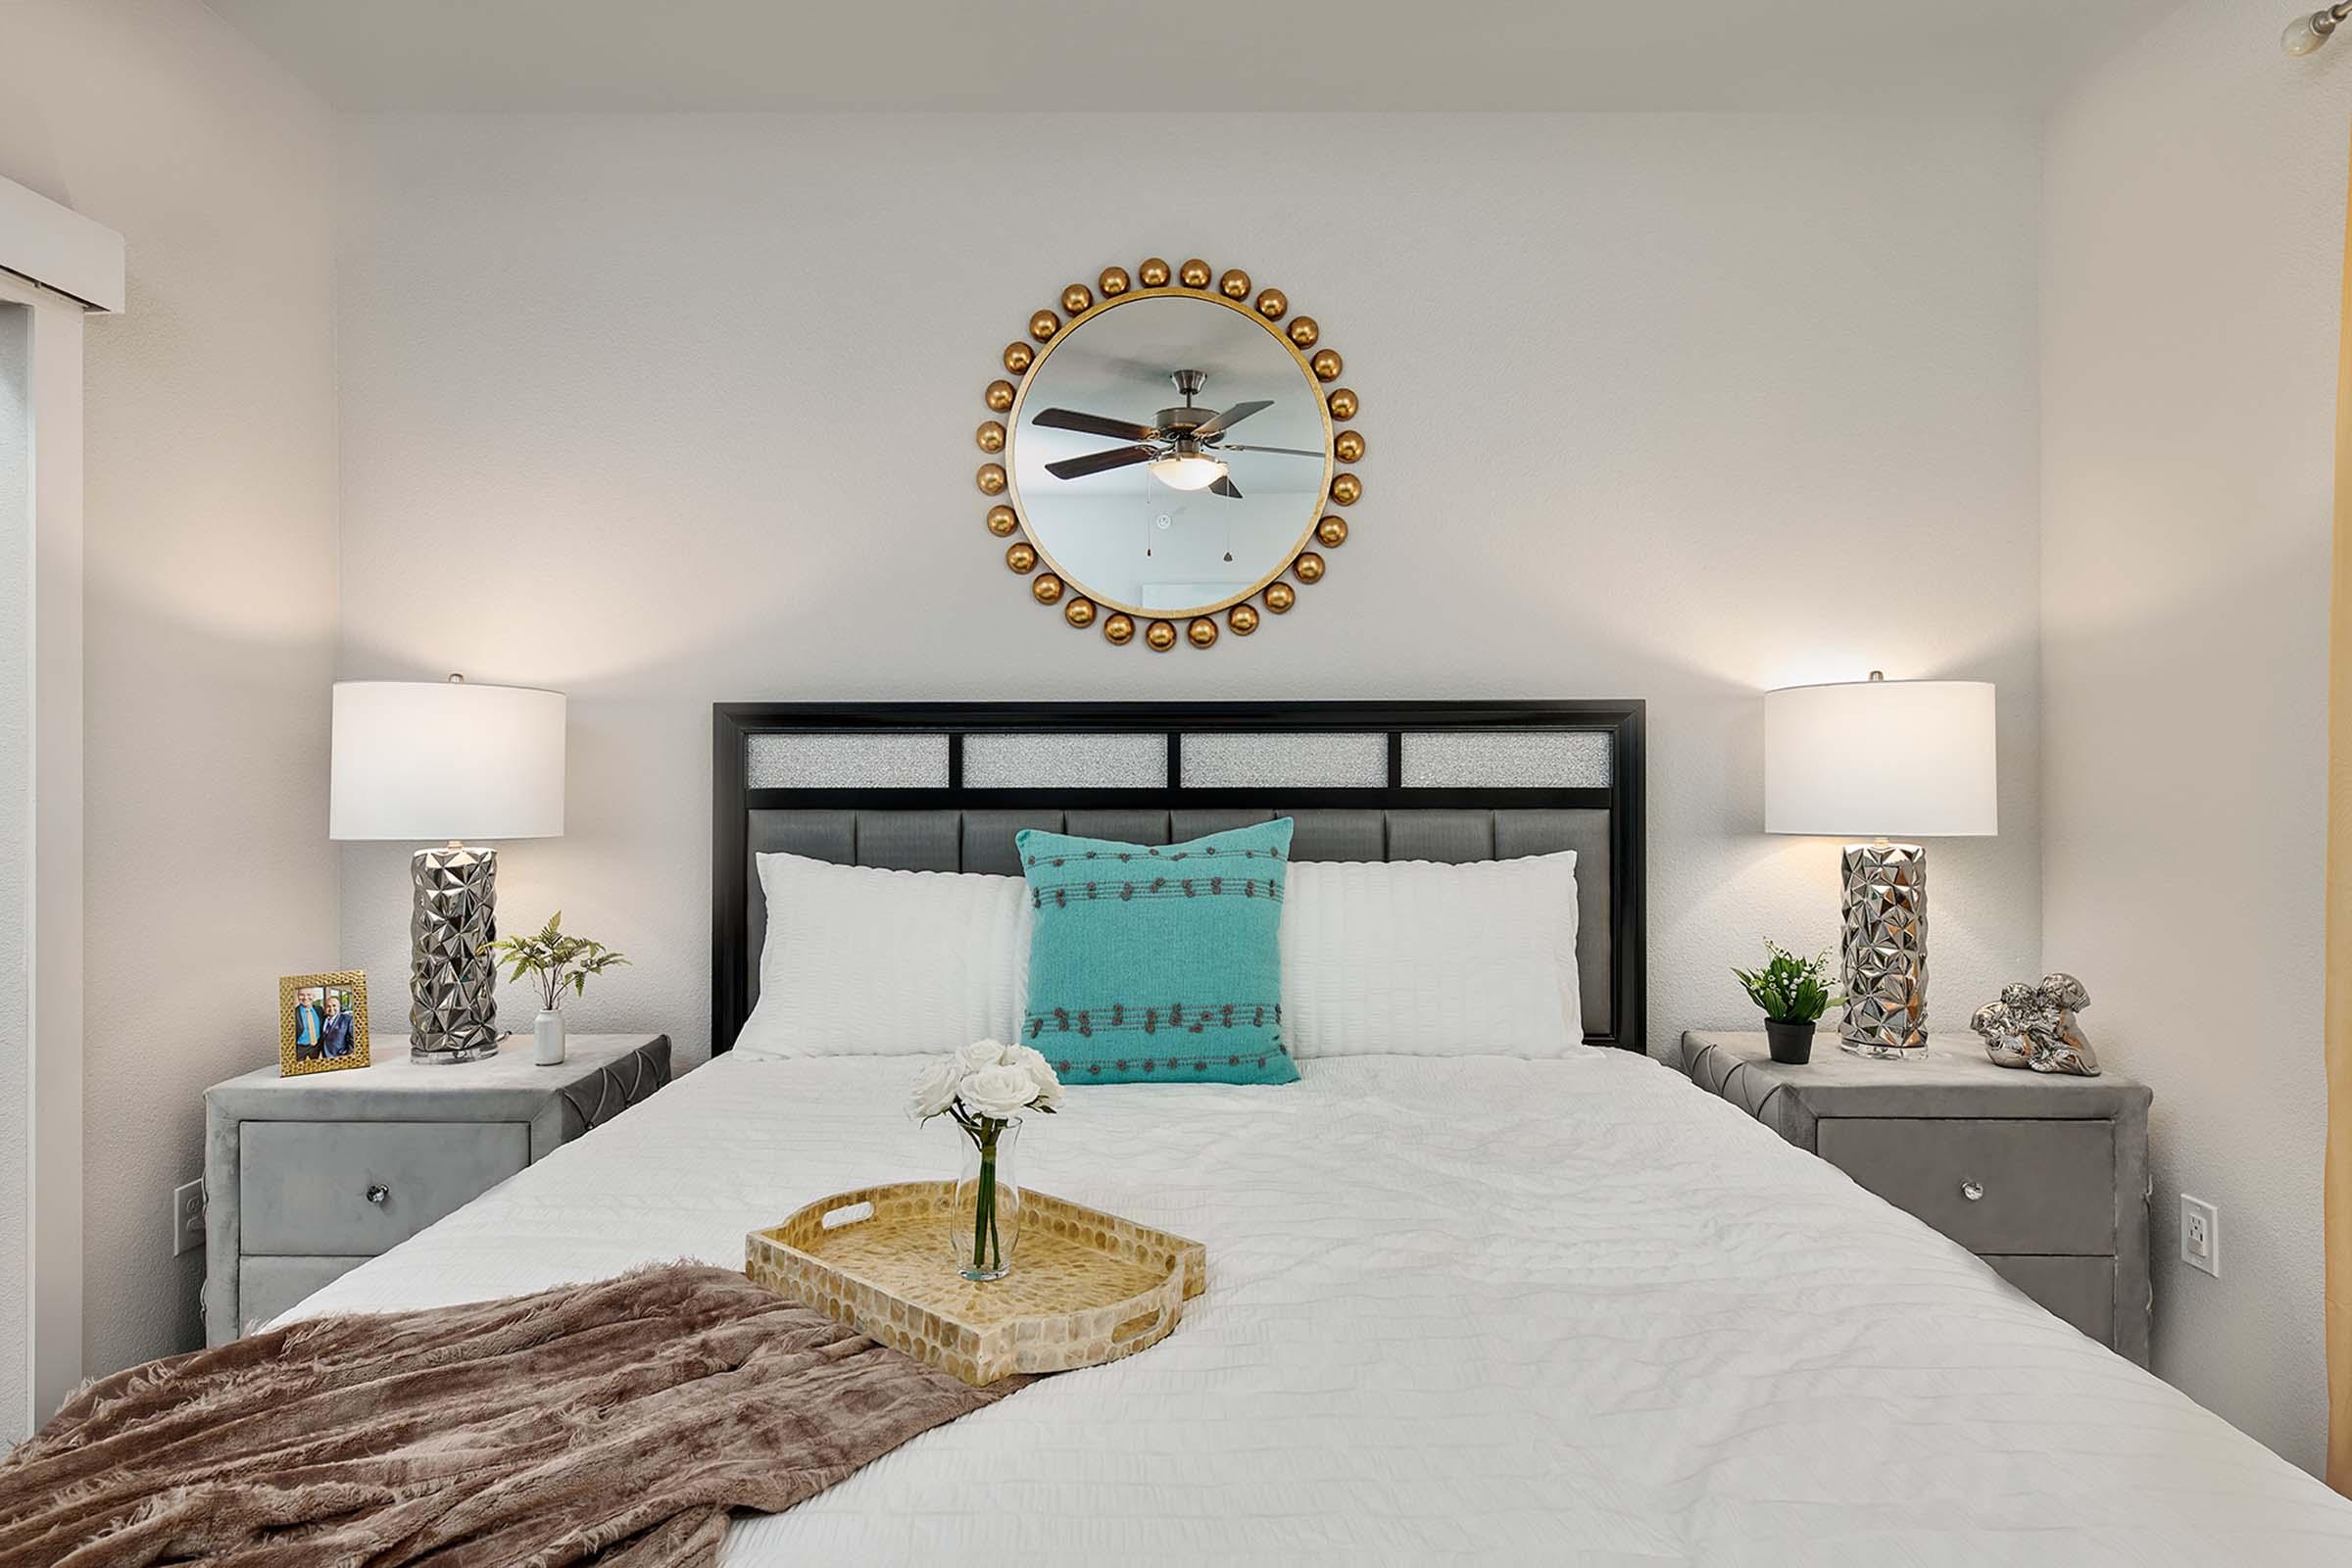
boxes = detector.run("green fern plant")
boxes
[1732,941,1839,1024]
[488,911,629,1011]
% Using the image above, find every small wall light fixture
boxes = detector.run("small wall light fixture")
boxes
[2283,4,2352,54]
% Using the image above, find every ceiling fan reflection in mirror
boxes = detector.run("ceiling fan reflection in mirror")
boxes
[973,255,1364,652]
[1037,369,1324,500]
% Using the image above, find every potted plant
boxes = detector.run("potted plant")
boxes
[1732,942,1839,1064]
[487,911,629,1065]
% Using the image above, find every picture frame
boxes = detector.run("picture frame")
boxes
[279,971,370,1076]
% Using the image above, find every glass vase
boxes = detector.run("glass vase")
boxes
[949,1116,1022,1282]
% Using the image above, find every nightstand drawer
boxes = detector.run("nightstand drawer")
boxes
[239,1255,371,1334]
[240,1120,528,1254]
[1817,1117,2115,1254]
[1984,1254,2115,1347]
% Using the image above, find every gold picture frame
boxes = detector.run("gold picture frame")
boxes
[279,970,370,1076]
[978,256,1362,651]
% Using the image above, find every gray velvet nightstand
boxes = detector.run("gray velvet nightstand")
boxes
[202,1033,669,1345]
[1680,1031,2152,1366]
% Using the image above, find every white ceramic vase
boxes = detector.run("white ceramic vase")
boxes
[533,1006,566,1065]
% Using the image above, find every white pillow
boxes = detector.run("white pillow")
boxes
[1279,851,1582,1058]
[732,852,1029,1058]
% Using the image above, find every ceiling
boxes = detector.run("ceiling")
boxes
[204,0,2178,114]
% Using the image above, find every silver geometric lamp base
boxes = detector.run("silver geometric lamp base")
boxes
[410,843,501,1063]
[1839,840,1928,1058]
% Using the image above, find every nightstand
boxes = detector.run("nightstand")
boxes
[202,1033,670,1345]
[1680,1031,2152,1366]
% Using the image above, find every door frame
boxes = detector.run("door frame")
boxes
[0,171,116,1436]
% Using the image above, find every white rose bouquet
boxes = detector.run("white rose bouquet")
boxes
[909,1041,1060,1280]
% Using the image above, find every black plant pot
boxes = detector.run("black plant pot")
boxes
[1764,1018,1817,1065]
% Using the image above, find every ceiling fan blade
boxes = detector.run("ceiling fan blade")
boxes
[1046,444,1157,480]
[1033,408,1159,442]
[1191,399,1271,440]
[1209,474,1244,499]
[1215,443,1324,458]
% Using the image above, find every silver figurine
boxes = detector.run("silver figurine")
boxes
[1970,973,2099,1076]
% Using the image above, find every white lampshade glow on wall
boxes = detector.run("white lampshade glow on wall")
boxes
[1763,678,1996,840]
[329,679,565,842]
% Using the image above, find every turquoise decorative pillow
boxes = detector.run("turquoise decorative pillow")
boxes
[1017,818,1298,1086]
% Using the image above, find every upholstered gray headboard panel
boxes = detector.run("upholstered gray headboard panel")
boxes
[712,702,1645,1054]
[745,807,1613,1034]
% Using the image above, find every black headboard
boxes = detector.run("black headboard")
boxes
[711,701,1645,1055]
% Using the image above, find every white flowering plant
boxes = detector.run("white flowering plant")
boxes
[909,1041,1060,1280]
[907,1039,1062,1126]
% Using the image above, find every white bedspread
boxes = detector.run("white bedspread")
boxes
[287,1051,2352,1564]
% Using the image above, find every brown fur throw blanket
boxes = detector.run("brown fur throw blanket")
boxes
[0,1264,1025,1567]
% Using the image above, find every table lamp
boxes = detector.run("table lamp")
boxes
[329,676,565,1063]
[1764,672,1996,1057]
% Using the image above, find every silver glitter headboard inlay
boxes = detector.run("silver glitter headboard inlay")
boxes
[746,731,950,789]
[1179,731,1389,789]
[964,732,1166,789]
[1401,730,1612,789]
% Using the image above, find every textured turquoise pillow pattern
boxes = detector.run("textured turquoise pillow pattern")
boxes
[1017,818,1298,1086]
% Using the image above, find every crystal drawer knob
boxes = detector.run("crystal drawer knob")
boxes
[365,1184,389,1206]
[1960,1177,1984,1202]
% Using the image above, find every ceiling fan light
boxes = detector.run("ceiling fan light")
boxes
[1149,454,1227,491]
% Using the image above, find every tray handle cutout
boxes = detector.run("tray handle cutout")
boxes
[820,1200,875,1231]
[1112,1301,1171,1348]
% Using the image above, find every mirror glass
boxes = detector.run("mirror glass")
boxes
[1009,294,1328,616]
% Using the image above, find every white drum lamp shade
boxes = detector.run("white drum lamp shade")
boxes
[1764,679,1996,840]
[329,678,564,1065]
[330,680,565,842]
[1763,675,1996,1058]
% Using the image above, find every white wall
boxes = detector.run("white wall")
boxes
[0,0,341,1381]
[336,112,2044,1066]
[2042,0,2352,1475]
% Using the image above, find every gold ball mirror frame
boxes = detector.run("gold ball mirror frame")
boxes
[975,257,1363,651]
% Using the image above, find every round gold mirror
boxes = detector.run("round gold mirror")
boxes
[976,259,1361,650]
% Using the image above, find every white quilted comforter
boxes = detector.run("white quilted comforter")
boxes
[288,1051,2352,1564]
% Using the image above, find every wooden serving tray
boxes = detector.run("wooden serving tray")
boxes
[745,1182,1206,1387]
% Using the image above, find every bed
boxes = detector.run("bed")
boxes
[285,702,2352,1563]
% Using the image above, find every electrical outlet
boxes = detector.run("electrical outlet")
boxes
[2180,1193,2220,1278]
[172,1178,206,1256]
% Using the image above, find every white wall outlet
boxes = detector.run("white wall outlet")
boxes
[2180,1193,2220,1278]
[172,1177,206,1256]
